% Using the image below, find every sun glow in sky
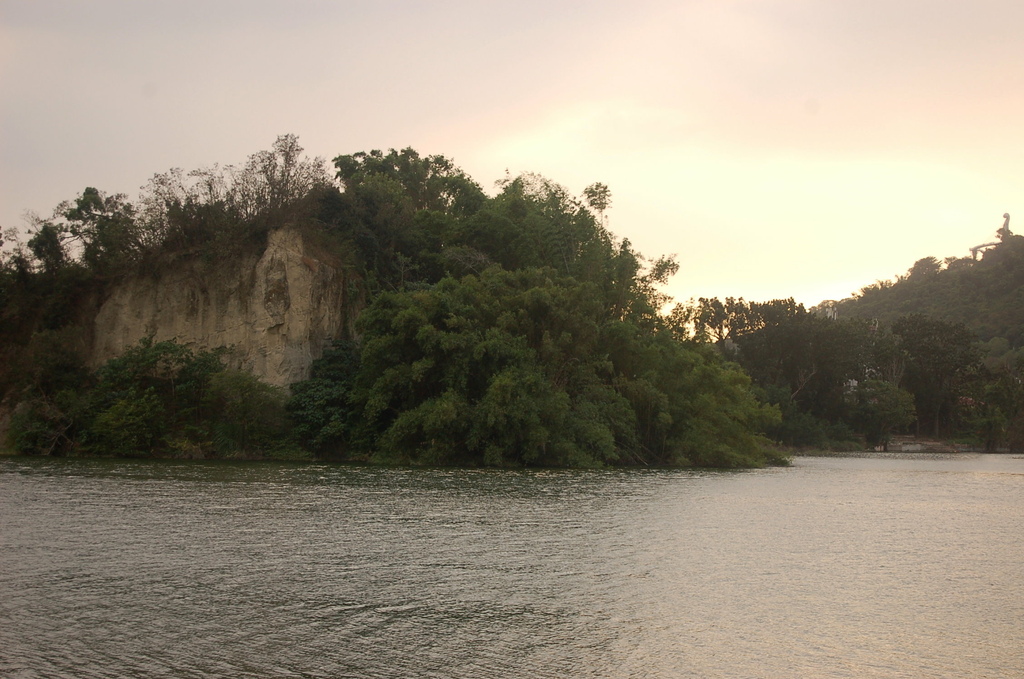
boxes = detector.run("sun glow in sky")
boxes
[4,0,1024,307]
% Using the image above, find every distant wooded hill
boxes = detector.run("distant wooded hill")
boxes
[831,232,1024,358]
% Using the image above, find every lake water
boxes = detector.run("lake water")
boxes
[1,454,1022,678]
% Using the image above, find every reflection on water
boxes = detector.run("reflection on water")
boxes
[1,454,1022,678]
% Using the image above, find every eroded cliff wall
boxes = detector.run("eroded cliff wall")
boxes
[89,227,359,386]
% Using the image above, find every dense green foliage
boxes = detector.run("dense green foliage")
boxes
[295,268,778,467]
[2,137,787,466]
[854,379,917,449]
[682,260,1024,450]
[9,338,295,458]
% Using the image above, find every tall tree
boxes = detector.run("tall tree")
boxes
[856,379,916,450]
[583,182,611,226]
[892,314,980,437]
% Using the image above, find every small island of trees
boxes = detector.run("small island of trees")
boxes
[3,136,1023,465]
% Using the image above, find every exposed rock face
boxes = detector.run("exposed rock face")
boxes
[90,227,359,387]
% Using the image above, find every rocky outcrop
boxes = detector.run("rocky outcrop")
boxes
[89,227,360,387]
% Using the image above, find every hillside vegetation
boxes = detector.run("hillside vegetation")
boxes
[681,225,1024,451]
[836,227,1024,355]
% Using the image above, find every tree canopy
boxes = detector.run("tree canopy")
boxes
[293,267,778,467]
[675,292,1000,449]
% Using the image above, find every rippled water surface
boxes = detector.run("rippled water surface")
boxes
[2,454,1022,678]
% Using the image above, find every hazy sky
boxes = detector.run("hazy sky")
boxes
[4,0,1024,307]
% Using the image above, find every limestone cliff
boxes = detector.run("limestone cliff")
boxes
[89,227,360,387]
